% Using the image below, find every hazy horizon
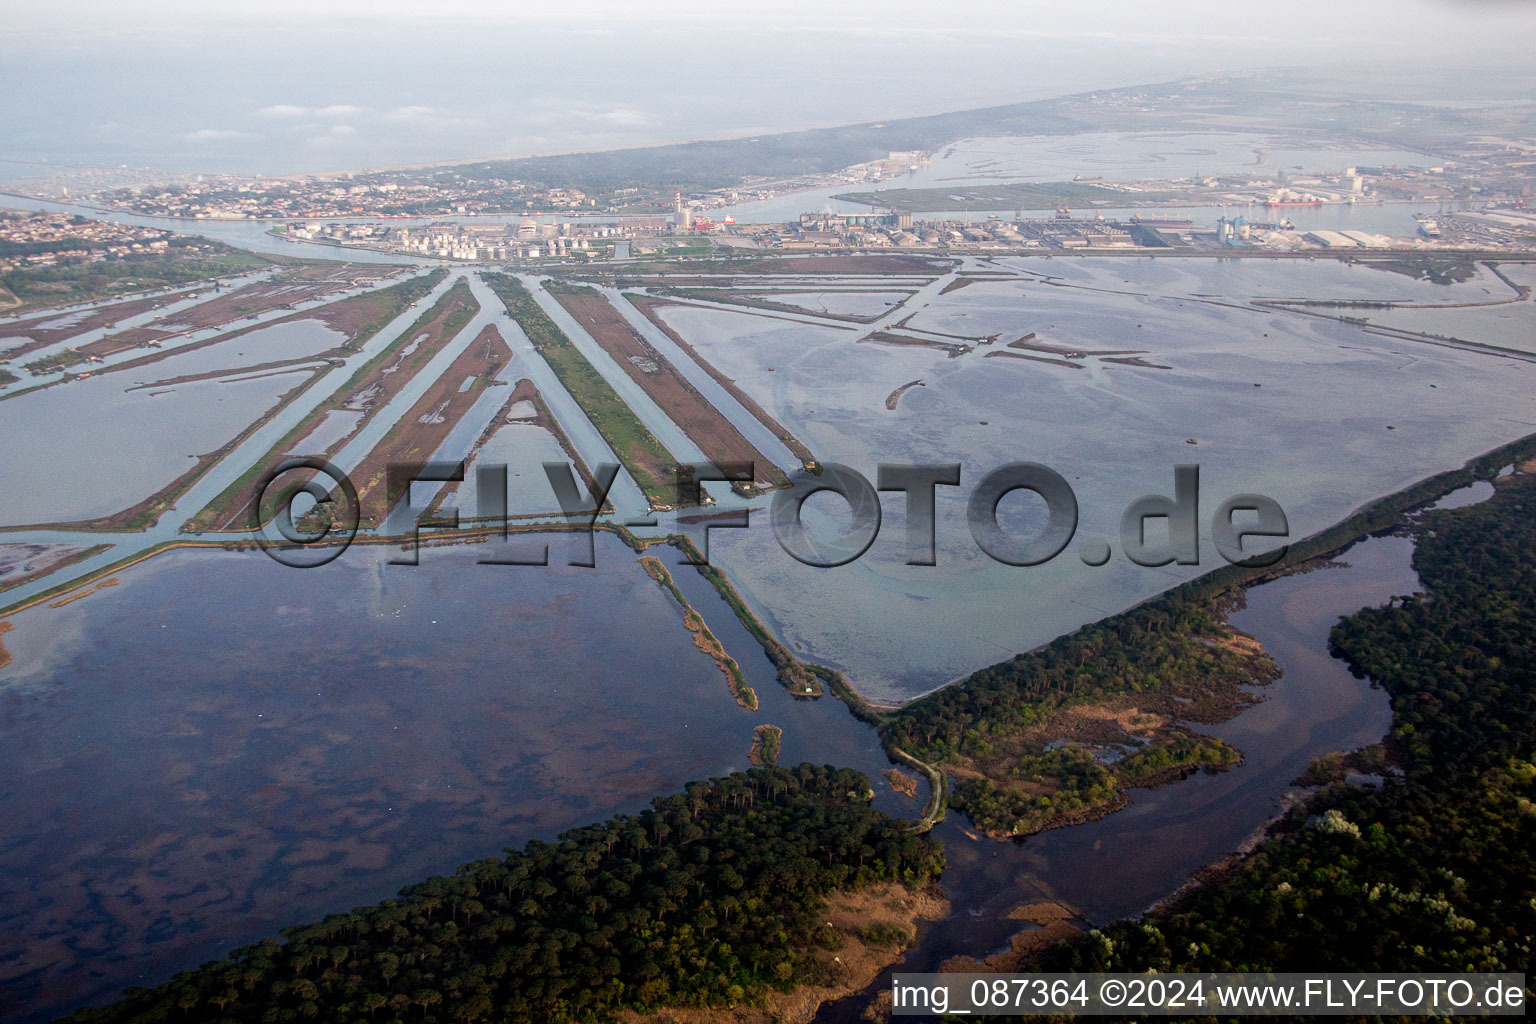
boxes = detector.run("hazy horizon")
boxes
[5,0,1535,178]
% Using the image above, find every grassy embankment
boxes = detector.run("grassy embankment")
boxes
[183,270,456,532]
[637,553,757,710]
[545,282,789,494]
[481,272,686,508]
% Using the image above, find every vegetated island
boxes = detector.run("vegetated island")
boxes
[60,766,945,1024]
[749,724,784,768]
[1035,462,1536,981]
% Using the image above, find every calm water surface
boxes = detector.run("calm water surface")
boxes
[0,535,824,1022]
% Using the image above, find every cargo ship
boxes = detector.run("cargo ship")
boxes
[1262,198,1324,208]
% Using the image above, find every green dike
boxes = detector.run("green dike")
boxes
[482,272,683,508]
[637,554,758,710]
[1042,467,1536,977]
[881,431,1536,839]
[184,270,451,532]
[62,766,943,1024]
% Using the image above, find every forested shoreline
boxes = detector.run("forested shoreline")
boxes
[1040,468,1536,976]
[63,766,942,1024]
[876,434,1536,839]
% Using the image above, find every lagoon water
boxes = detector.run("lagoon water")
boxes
[0,535,842,1022]
[0,233,1532,1022]
[711,128,1449,232]
[652,256,1536,700]
[0,370,308,526]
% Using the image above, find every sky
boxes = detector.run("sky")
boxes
[2,0,1533,178]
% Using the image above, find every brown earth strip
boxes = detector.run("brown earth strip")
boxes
[345,322,511,526]
[891,311,1002,343]
[1006,333,1142,357]
[662,287,914,325]
[127,361,321,391]
[581,276,932,291]
[985,350,1084,368]
[638,554,758,710]
[0,287,207,359]
[582,252,952,277]
[886,379,925,410]
[55,266,397,368]
[0,543,113,594]
[1102,355,1173,369]
[862,330,969,356]
[550,286,789,492]
[48,575,120,608]
[192,274,471,531]
[641,293,858,331]
[626,294,825,473]
[18,270,434,391]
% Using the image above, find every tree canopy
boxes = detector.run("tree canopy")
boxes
[64,765,942,1024]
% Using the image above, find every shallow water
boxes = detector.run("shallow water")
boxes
[439,421,574,518]
[650,259,1536,700]
[0,369,306,525]
[0,535,802,1022]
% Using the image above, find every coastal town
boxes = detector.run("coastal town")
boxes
[0,210,226,273]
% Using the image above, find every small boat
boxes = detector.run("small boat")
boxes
[1185,438,1198,444]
